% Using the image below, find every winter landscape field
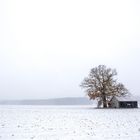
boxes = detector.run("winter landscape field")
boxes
[0,105,140,140]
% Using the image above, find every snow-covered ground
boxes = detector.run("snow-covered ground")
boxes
[0,105,140,140]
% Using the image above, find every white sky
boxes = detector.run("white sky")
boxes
[0,0,140,99]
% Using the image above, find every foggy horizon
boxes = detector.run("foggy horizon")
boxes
[1,0,140,100]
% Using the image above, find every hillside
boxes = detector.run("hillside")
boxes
[0,97,93,105]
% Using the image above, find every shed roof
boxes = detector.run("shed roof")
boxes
[113,96,137,102]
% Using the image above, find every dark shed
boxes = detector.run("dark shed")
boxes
[110,96,138,108]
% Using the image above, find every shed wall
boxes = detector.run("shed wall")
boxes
[119,101,138,108]
[110,97,119,108]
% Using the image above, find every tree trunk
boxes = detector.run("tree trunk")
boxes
[102,94,107,108]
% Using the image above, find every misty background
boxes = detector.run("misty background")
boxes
[0,0,140,100]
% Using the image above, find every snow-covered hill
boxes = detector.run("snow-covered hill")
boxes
[0,97,93,105]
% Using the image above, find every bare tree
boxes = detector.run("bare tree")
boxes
[80,65,129,108]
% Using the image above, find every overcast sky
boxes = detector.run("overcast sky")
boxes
[0,0,140,100]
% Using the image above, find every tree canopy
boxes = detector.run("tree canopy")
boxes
[80,65,129,108]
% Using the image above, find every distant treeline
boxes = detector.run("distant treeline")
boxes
[0,97,93,105]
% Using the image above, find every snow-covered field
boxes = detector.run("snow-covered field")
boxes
[0,105,140,140]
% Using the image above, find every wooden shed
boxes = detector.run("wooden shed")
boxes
[110,96,138,108]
